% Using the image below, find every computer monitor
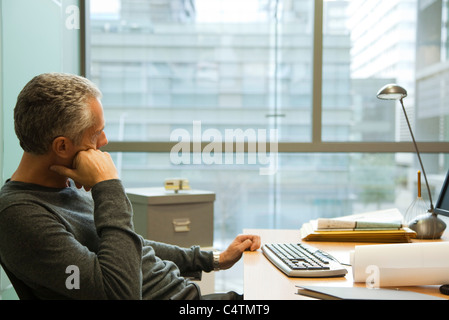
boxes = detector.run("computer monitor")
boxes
[434,169,449,218]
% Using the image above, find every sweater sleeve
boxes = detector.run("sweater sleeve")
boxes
[90,179,144,298]
[0,179,143,300]
[143,239,214,274]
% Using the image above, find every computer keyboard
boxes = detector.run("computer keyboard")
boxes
[262,243,348,278]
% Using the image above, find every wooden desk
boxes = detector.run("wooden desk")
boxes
[243,228,449,300]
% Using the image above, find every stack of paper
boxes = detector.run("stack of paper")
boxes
[299,208,417,243]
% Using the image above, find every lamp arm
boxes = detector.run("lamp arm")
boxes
[399,98,434,212]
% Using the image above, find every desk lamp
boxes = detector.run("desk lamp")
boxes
[377,84,446,239]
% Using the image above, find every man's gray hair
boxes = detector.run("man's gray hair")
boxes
[14,73,102,155]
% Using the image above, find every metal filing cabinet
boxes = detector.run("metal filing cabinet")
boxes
[126,187,215,247]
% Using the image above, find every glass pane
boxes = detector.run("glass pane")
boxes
[112,152,449,241]
[89,0,314,143]
[323,0,449,143]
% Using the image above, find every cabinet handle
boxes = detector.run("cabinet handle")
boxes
[172,218,191,232]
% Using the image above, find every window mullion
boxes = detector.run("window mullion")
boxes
[312,0,323,145]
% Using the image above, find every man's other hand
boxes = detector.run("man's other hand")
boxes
[218,234,261,270]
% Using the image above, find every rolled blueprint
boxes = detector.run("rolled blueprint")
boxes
[351,242,449,287]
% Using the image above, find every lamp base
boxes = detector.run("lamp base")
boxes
[408,212,446,239]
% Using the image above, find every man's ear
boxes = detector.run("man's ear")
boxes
[52,136,74,159]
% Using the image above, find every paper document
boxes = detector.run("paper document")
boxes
[351,242,449,286]
[317,218,402,230]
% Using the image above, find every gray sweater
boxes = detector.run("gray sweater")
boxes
[0,179,214,299]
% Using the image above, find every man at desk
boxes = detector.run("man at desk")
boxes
[0,73,261,300]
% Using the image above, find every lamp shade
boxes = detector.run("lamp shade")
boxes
[376,84,407,100]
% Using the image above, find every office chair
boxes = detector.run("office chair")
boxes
[0,257,38,300]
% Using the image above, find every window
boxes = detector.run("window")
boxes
[87,0,449,291]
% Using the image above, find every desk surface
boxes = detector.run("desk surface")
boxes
[243,228,449,300]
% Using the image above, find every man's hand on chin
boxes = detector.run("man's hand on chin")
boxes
[50,149,119,191]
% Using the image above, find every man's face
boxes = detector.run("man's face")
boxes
[76,97,108,152]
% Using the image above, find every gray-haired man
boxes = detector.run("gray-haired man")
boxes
[0,73,260,300]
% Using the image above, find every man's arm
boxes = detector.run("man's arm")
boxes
[0,181,143,299]
[144,240,215,273]
[12,149,145,299]
[146,234,261,273]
